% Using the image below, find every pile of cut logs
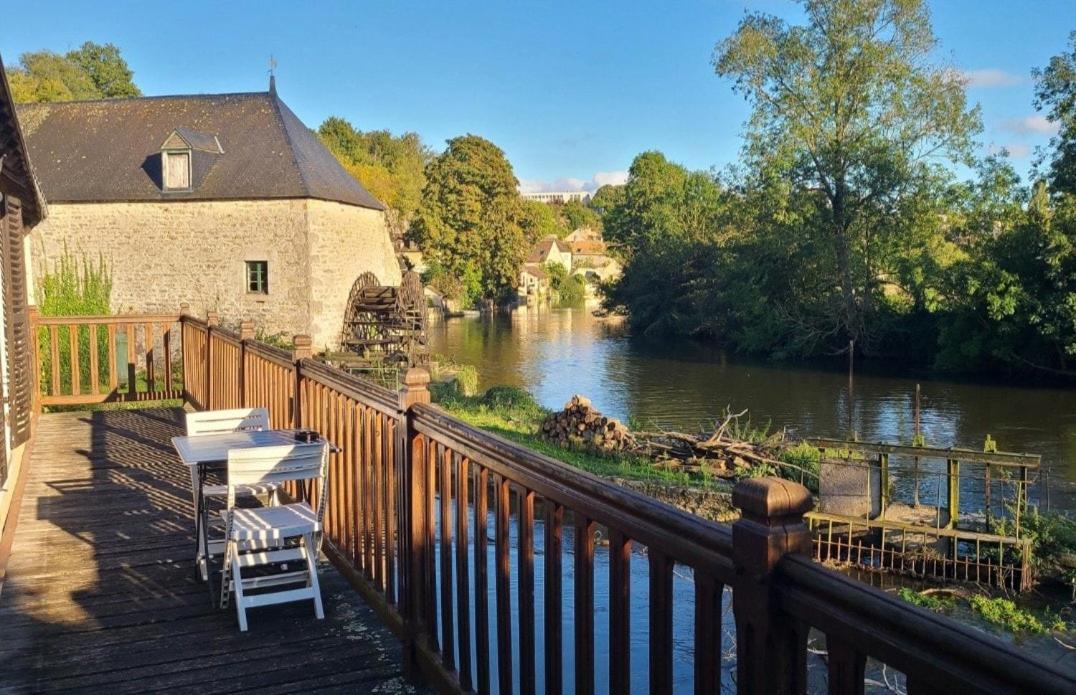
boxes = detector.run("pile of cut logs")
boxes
[542,397,804,479]
[540,395,635,452]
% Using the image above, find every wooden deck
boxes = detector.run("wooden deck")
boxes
[0,408,421,694]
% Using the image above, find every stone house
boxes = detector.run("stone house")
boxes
[525,235,572,273]
[0,53,46,535]
[18,78,400,349]
[518,263,549,298]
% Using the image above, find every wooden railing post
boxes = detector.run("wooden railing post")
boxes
[732,477,813,694]
[291,335,312,428]
[239,320,254,408]
[205,311,218,409]
[27,305,40,416]
[398,367,431,677]
[178,304,189,402]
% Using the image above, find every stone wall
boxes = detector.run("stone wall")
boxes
[305,199,401,349]
[29,198,400,348]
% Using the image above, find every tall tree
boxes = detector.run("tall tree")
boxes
[9,42,139,103]
[1034,31,1076,194]
[66,42,141,98]
[714,0,979,350]
[318,117,431,228]
[411,135,534,306]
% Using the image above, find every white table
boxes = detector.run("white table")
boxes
[171,429,329,595]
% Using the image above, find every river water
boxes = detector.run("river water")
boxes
[428,304,1076,512]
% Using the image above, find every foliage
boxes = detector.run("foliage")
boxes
[519,199,568,239]
[36,249,113,396]
[993,508,1076,586]
[10,42,139,103]
[713,0,979,350]
[968,595,1046,634]
[411,135,538,306]
[897,587,956,613]
[779,442,821,491]
[454,364,479,396]
[543,261,586,306]
[317,117,431,227]
[1034,30,1076,194]
[560,199,602,232]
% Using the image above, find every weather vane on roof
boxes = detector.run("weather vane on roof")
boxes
[268,55,278,94]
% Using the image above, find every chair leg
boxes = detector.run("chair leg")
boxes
[231,547,249,632]
[220,539,233,610]
[305,532,324,620]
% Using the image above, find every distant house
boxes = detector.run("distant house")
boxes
[18,78,400,348]
[564,226,602,243]
[526,235,572,273]
[0,53,46,533]
[519,263,548,297]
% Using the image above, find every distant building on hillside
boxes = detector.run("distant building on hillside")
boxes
[18,78,400,348]
[526,235,573,272]
[520,190,591,204]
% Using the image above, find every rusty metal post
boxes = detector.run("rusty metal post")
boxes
[732,477,814,694]
[205,311,219,410]
[398,367,431,677]
[290,335,312,429]
[239,320,254,407]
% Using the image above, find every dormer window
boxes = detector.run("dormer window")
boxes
[156,128,222,192]
[163,149,191,190]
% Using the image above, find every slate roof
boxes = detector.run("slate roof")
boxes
[16,90,384,210]
[526,236,570,264]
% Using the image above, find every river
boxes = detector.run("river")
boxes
[429,304,1076,512]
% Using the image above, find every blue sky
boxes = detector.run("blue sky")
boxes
[2,1,1073,191]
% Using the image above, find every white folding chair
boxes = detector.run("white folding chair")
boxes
[185,408,275,580]
[219,442,329,631]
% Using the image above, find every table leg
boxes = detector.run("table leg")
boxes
[199,465,215,606]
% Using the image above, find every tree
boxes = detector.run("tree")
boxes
[9,42,139,103]
[317,117,431,229]
[411,135,535,306]
[560,199,602,232]
[66,42,140,98]
[1034,31,1076,194]
[714,0,979,350]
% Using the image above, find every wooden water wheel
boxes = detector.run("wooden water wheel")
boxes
[338,271,428,371]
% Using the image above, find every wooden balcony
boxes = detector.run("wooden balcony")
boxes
[0,408,416,693]
[2,310,1074,694]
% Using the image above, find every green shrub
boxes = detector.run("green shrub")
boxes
[897,587,955,613]
[969,595,1046,634]
[779,442,821,492]
[36,249,112,395]
[454,364,479,396]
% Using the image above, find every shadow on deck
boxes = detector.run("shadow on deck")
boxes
[0,408,420,694]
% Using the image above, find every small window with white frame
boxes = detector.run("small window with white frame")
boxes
[246,261,268,294]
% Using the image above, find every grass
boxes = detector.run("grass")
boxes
[430,381,725,488]
[897,587,1072,637]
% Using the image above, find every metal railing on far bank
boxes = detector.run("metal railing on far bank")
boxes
[28,307,1076,693]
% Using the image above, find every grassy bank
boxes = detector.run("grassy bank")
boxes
[429,381,729,490]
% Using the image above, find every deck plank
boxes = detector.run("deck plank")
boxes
[0,408,421,694]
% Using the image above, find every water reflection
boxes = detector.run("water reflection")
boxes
[429,307,1076,511]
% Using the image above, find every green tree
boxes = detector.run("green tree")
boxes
[519,199,568,239]
[1034,31,1076,194]
[9,42,139,103]
[560,199,602,232]
[412,135,535,306]
[317,117,431,229]
[66,42,140,98]
[714,0,980,350]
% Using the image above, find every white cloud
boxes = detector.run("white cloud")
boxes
[986,143,1031,158]
[958,68,1024,88]
[592,170,629,187]
[998,115,1060,135]
[519,170,629,194]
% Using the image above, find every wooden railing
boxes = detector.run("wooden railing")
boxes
[76,311,1072,693]
[32,312,183,406]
